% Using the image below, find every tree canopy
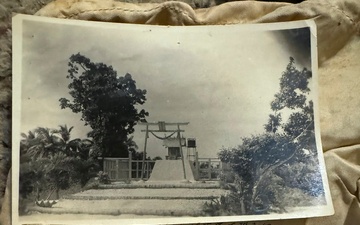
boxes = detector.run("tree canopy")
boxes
[59,53,149,157]
[215,57,324,215]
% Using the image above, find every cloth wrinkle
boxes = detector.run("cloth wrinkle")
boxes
[325,1,355,25]
[66,4,169,18]
[356,178,360,202]
[38,1,200,24]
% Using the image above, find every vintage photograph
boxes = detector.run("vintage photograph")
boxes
[12,14,333,224]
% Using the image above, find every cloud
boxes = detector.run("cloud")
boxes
[18,19,313,158]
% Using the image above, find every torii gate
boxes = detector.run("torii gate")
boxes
[139,121,189,180]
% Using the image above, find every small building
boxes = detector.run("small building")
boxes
[163,138,186,160]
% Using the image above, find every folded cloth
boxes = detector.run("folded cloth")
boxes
[1,0,360,224]
[35,0,360,65]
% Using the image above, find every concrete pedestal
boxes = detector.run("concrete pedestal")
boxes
[147,160,195,182]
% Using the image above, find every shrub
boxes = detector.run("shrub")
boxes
[97,171,111,184]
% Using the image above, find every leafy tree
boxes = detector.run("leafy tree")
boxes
[264,58,322,197]
[131,151,150,160]
[19,125,99,201]
[219,133,297,213]
[59,53,148,158]
[216,57,324,215]
[265,57,314,143]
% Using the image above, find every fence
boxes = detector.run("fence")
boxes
[193,158,230,181]
[102,156,229,181]
[102,157,155,181]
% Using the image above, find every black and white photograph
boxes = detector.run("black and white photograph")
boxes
[12,14,333,224]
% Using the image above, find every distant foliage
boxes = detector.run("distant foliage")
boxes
[152,156,163,161]
[59,53,148,158]
[19,125,99,202]
[210,57,325,216]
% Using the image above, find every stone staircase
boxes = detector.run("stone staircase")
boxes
[28,181,227,217]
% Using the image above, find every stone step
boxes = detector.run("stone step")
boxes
[28,199,210,217]
[98,181,221,189]
[27,182,228,217]
[64,188,227,200]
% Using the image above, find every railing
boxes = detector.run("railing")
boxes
[102,155,230,181]
[130,160,156,180]
[192,157,231,181]
[102,157,155,181]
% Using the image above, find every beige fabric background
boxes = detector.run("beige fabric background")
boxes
[0,0,359,224]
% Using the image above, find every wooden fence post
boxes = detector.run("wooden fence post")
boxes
[178,125,187,180]
[208,158,211,180]
[136,161,139,179]
[116,159,119,180]
[129,151,132,180]
[141,125,149,180]
[103,158,106,173]
[146,162,149,179]
[195,152,199,180]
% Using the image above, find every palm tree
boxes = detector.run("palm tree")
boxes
[52,125,94,160]
[44,152,75,199]
[20,130,36,149]
[19,125,99,200]
[20,130,37,162]
[22,127,60,159]
[53,125,73,143]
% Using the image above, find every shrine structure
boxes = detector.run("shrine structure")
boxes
[139,121,197,182]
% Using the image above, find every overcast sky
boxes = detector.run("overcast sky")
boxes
[19,17,313,159]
